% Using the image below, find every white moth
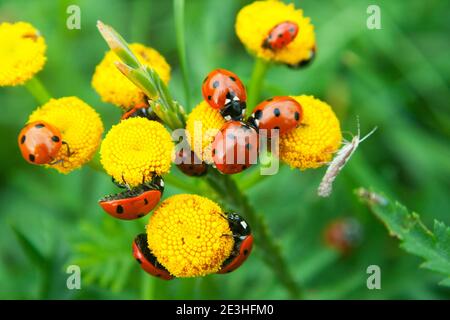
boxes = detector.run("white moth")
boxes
[317,120,377,197]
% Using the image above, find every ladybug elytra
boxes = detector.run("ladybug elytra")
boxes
[218,212,253,274]
[18,121,67,165]
[99,176,164,220]
[262,21,299,51]
[202,69,247,121]
[250,96,303,138]
[175,148,208,177]
[132,233,173,280]
[211,121,259,174]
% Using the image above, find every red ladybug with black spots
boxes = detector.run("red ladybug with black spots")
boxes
[18,121,70,165]
[121,102,160,121]
[249,96,303,138]
[211,121,258,174]
[218,212,253,274]
[99,176,164,220]
[262,21,299,51]
[175,148,208,177]
[132,233,173,280]
[202,69,247,121]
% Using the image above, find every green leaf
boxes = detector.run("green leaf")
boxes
[356,188,450,285]
[10,224,47,271]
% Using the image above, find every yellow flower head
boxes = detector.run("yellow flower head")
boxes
[28,97,104,173]
[185,101,225,163]
[100,117,174,187]
[279,95,342,169]
[0,22,46,86]
[92,43,171,110]
[146,194,234,277]
[235,0,316,66]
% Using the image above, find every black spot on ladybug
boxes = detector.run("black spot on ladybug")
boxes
[136,258,142,264]
[144,198,148,205]
[212,149,216,156]
[212,80,219,88]
[254,110,263,120]
[242,165,247,170]
[208,95,212,100]
[274,126,280,130]
[294,112,300,121]
[116,205,124,214]
[229,76,236,82]
[278,33,283,38]
[274,108,281,117]
[266,98,273,102]
[20,135,26,144]
[35,123,45,128]
[244,249,249,256]
[188,165,194,170]
[29,154,35,162]
[51,135,60,143]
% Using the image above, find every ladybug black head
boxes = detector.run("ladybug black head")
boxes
[225,212,251,237]
[221,92,246,121]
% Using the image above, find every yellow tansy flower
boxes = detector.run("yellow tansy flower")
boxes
[28,97,104,173]
[235,0,316,66]
[100,117,174,187]
[0,22,46,86]
[92,43,171,110]
[279,95,342,169]
[146,194,234,277]
[185,101,225,164]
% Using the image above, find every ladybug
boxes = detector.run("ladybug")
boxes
[249,96,303,138]
[18,121,68,165]
[175,148,208,177]
[132,233,173,280]
[262,21,299,51]
[288,45,316,69]
[202,69,247,121]
[324,218,362,254]
[211,121,259,174]
[218,212,253,274]
[98,176,164,220]
[121,102,159,121]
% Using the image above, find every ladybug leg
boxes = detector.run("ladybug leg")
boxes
[48,158,64,166]
[62,141,73,157]
[121,173,131,190]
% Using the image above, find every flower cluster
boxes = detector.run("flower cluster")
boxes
[23,97,104,173]
[9,0,352,283]
[146,194,234,277]
[0,22,47,86]
[92,43,171,110]
[236,0,316,67]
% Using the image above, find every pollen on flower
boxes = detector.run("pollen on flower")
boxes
[146,194,234,277]
[279,95,342,170]
[235,0,316,66]
[28,97,104,173]
[92,43,171,110]
[100,117,173,187]
[185,101,225,163]
[0,22,47,86]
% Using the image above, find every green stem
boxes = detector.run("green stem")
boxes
[140,272,154,300]
[173,0,191,110]
[246,58,270,117]
[205,170,302,299]
[24,76,52,105]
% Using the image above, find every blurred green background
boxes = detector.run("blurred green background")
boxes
[0,0,449,299]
